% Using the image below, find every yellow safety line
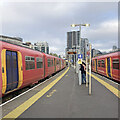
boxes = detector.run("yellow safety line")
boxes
[2,67,69,119]
[90,73,120,98]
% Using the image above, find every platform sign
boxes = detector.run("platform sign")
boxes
[68,52,77,54]
[78,54,83,59]
[78,59,82,64]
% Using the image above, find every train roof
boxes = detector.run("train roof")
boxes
[0,40,63,60]
[92,51,120,59]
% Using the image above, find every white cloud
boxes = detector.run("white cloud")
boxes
[1,2,118,55]
[84,19,118,51]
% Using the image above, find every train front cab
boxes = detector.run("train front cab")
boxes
[1,49,23,95]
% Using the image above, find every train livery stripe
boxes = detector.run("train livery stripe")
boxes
[3,67,69,119]
[106,58,108,77]
[1,49,7,94]
[17,51,23,88]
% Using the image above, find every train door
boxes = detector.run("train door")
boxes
[6,50,19,92]
[95,59,97,72]
[54,58,56,72]
[59,60,61,69]
[43,55,46,78]
[107,57,111,77]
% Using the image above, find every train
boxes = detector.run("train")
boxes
[0,40,66,97]
[92,51,120,83]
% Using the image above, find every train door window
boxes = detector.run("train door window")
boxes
[36,57,43,68]
[7,55,10,69]
[25,56,35,70]
[57,60,59,65]
[6,51,19,92]
[98,60,101,67]
[112,59,119,69]
[101,60,105,67]
[48,59,51,67]
[51,59,53,66]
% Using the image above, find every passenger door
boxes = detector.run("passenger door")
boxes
[107,57,111,77]
[6,51,19,92]
[95,59,97,72]
[54,58,56,72]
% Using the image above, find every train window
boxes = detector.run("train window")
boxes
[48,59,51,67]
[7,55,10,69]
[57,60,59,65]
[13,56,17,68]
[101,60,105,68]
[98,60,101,67]
[31,57,35,61]
[92,61,95,66]
[25,56,35,70]
[36,57,43,68]
[51,59,53,66]
[112,59,119,69]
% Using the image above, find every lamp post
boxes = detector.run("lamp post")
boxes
[71,23,90,85]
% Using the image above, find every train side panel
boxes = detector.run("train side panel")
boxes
[111,52,120,82]
[21,49,44,88]
[0,41,2,97]
[92,51,120,83]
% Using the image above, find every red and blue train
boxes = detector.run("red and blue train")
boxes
[0,40,66,97]
[92,51,120,83]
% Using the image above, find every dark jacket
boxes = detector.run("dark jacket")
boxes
[80,64,86,74]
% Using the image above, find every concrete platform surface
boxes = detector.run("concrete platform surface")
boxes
[15,67,119,119]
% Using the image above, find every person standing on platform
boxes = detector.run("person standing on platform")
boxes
[80,62,86,84]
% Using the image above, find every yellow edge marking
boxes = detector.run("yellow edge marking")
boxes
[88,72,120,98]
[17,51,23,88]
[2,49,7,94]
[2,67,69,119]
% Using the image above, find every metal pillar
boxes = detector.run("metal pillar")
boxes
[89,44,92,95]
[78,25,82,85]
[79,65,82,85]
[86,56,88,87]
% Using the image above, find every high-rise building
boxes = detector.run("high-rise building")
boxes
[66,31,88,61]
[34,41,49,54]
[67,32,72,49]
[81,38,89,60]
[66,31,80,61]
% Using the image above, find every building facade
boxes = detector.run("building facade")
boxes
[34,41,49,54]
[66,31,89,63]
[0,35,23,45]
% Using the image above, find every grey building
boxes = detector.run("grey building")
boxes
[91,49,102,58]
[0,35,23,45]
[34,41,49,54]
[112,45,118,52]
[81,38,89,60]
[67,32,72,49]
[66,31,89,62]
[66,31,80,61]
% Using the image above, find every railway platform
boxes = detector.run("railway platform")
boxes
[1,67,120,119]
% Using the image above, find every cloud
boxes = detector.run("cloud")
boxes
[85,19,118,51]
[1,2,118,55]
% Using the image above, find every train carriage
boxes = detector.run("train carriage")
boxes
[0,40,66,97]
[92,51,120,83]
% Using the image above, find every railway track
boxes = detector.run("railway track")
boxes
[0,69,63,105]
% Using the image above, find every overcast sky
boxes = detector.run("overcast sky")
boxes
[0,1,118,56]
